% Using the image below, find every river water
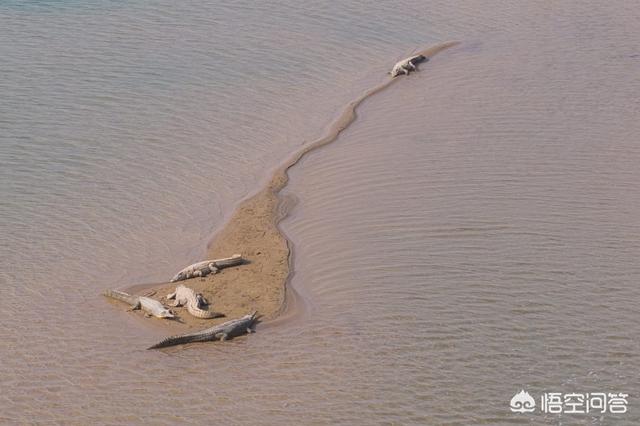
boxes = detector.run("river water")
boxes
[1,1,639,424]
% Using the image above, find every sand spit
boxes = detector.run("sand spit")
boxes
[115,41,459,335]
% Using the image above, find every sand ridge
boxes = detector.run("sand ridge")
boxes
[119,41,459,335]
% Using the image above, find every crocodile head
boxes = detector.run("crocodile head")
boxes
[158,309,176,319]
[170,272,185,283]
[409,55,428,65]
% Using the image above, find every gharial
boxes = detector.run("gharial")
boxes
[148,312,259,349]
[170,254,244,282]
[104,289,175,319]
[166,284,223,319]
[390,54,428,77]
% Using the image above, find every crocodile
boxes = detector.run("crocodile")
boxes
[148,312,258,349]
[170,254,244,282]
[104,289,175,319]
[166,284,223,319]
[390,54,428,77]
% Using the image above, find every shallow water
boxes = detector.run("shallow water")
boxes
[1,1,639,424]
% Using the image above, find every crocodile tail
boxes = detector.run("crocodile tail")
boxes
[186,303,223,319]
[148,332,211,350]
[104,289,136,305]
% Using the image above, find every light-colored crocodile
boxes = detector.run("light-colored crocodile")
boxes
[148,312,258,349]
[170,254,244,282]
[104,289,175,319]
[390,54,428,77]
[166,284,223,319]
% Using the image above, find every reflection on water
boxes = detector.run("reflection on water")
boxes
[1,0,639,424]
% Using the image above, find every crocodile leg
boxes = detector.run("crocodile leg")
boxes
[166,290,181,307]
[127,301,141,312]
[172,297,187,307]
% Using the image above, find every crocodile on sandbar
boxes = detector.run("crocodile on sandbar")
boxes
[166,284,223,319]
[148,312,258,349]
[104,289,175,319]
[170,254,244,282]
[390,54,428,77]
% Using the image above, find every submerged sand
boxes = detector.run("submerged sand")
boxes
[116,42,458,335]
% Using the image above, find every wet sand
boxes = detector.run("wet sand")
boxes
[118,42,459,335]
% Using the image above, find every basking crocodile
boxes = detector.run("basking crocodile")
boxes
[104,289,175,319]
[148,312,258,349]
[170,254,244,282]
[166,284,223,319]
[390,54,428,77]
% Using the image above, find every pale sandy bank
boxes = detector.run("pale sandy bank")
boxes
[113,41,459,335]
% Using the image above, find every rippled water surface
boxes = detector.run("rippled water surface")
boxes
[1,1,639,424]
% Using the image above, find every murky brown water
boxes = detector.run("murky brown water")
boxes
[1,1,639,424]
